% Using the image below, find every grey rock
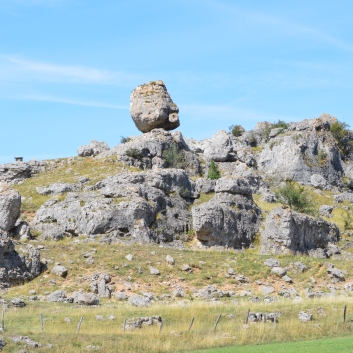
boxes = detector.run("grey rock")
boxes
[11,298,26,307]
[227,267,236,275]
[73,292,100,305]
[51,265,68,278]
[298,311,312,322]
[129,295,150,307]
[113,292,129,300]
[0,185,21,231]
[96,315,105,321]
[11,336,41,348]
[257,115,343,187]
[319,205,334,218]
[193,285,224,299]
[36,182,81,196]
[294,262,308,273]
[214,177,252,196]
[271,267,287,277]
[166,255,175,265]
[125,254,133,261]
[78,140,110,157]
[264,258,280,268]
[48,290,67,302]
[204,130,234,162]
[192,186,261,248]
[149,266,160,275]
[0,161,32,184]
[195,178,216,194]
[130,80,179,132]
[282,275,293,283]
[180,264,191,271]
[0,339,5,350]
[261,189,277,203]
[235,274,249,283]
[108,314,116,320]
[11,220,31,241]
[311,174,328,189]
[327,266,345,281]
[261,206,340,255]
[123,315,162,330]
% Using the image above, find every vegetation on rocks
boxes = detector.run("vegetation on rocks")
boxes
[207,160,221,180]
[229,124,245,137]
[275,179,316,215]
[163,144,187,169]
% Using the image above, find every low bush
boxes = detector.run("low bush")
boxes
[207,160,221,180]
[229,124,245,137]
[330,120,353,157]
[126,148,142,160]
[120,136,131,144]
[275,179,316,215]
[163,144,186,169]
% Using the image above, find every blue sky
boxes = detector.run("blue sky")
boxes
[1,0,353,163]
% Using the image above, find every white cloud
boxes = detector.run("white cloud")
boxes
[0,55,143,86]
[12,94,129,109]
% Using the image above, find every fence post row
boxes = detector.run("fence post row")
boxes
[76,316,84,336]
[344,305,347,322]
[188,317,195,332]
[214,314,222,331]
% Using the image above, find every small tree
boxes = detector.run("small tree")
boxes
[330,121,353,156]
[231,125,245,137]
[272,120,288,130]
[275,179,316,215]
[120,136,131,144]
[126,148,142,160]
[207,160,221,180]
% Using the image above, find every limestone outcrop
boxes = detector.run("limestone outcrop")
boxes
[260,206,340,255]
[77,140,110,157]
[192,177,262,248]
[130,80,179,132]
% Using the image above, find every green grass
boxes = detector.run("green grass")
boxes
[185,335,353,353]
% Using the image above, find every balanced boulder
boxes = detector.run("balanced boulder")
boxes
[130,80,179,132]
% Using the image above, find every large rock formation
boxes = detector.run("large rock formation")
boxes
[192,177,262,248]
[32,169,198,243]
[77,140,110,157]
[0,184,41,288]
[257,114,344,187]
[130,80,180,132]
[261,206,340,255]
[99,129,201,176]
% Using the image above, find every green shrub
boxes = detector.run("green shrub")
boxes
[163,144,186,169]
[120,136,131,144]
[317,149,328,166]
[126,148,142,160]
[330,120,353,156]
[229,125,245,137]
[343,210,353,231]
[275,179,316,215]
[272,120,288,130]
[179,187,191,198]
[207,160,221,180]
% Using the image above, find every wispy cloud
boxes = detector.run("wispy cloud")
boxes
[0,55,143,86]
[11,94,129,109]
[207,0,353,53]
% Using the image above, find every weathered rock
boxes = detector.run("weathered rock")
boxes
[166,255,175,265]
[294,262,308,273]
[271,267,287,277]
[192,180,261,248]
[130,81,179,132]
[195,178,216,194]
[261,207,340,255]
[204,130,235,162]
[319,205,334,218]
[298,311,312,322]
[248,312,277,323]
[123,315,162,330]
[149,266,160,275]
[11,336,41,348]
[282,275,293,283]
[0,184,21,231]
[264,258,280,268]
[113,292,129,301]
[129,295,150,307]
[0,162,32,184]
[11,220,31,241]
[327,266,345,281]
[90,273,112,298]
[73,292,100,305]
[36,182,81,196]
[257,115,343,187]
[193,285,224,299]
[78,140,110,157]
[311,174,328,189]
[0,339,5,350]
[11,298,26,307]
[51,265,68,278]
[227,267,236,275]
[260,286,275,295]
[48,290,67,302]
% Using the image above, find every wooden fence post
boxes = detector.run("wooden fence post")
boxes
[0,307,4,332]
[188,317,195,332]
[274,311,277,329]
[214,314,222,331]
[40,313,43,332]
[76,316,84,335]
[123,319,126,331]
[245,309,250,324]
[344,305,347,322]
[159,319,164,334]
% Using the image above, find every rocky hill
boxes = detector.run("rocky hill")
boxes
[1,80,353,306]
